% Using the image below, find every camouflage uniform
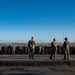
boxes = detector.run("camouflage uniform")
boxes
[28,37,36,59]
[49,38,58,59]
[12,45,16,54]
[63,38,70,60]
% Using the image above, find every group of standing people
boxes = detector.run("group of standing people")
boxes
[28,37,70,60]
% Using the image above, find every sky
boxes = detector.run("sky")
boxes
[0,0,75,43]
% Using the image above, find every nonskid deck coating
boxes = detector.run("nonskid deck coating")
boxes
[0,55,75,66]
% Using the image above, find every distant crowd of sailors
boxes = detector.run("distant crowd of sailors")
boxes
[0,43,75,54]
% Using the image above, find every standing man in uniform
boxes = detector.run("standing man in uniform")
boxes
[49,38,58,59]
[63,37,70,60]
[28,37,36,59]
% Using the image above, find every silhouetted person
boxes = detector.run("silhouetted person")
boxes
[12,45,16,54]
[1,45,6,54]
[7,45,12,54]
[41,45,45,54]
[63,37,70,60]
[22,45,26,54]
[15,45,20,54]
[49,38,58,59]
[19,45,22,54]
[28,37,36,59]
[24,45,28,54]
[0,45,1,54]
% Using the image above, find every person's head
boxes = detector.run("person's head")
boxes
[65,37,68,41]
[53,38,56,41]
[31,37,34,40]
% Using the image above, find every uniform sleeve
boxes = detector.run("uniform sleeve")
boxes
[34,41,36,46]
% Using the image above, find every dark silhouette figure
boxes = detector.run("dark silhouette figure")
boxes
[63,37,70,60]
[49,38,58,60]
[28,37,36,59]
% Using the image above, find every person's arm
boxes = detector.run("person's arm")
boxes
[34,41,36,47]
[28,41,30,49]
